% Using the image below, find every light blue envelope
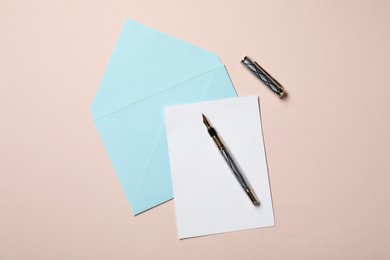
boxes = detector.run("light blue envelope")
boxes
[91,19,237,215]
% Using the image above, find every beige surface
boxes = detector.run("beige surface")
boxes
[1,0,390,259]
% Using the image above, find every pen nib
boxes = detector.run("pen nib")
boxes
[202,114,211,128]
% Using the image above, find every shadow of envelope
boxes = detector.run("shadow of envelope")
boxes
[91,20,237,215]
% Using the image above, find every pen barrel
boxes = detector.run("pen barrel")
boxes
[241,56,285,98]
[220,148,260,205]
[220,148,248,189]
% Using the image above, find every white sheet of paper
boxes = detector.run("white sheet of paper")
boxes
[164,96,274,239]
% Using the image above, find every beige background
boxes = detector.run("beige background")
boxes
[1,0,390,259]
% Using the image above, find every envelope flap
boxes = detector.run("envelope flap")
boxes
[91,19,222,119]
[94,116,157,201]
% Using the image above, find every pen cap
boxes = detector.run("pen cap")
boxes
[241,56,286,98]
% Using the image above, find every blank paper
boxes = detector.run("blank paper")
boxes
[164,96,274,239]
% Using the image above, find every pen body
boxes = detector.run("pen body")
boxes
[220,147,259,205]
[203,114,260,205]
[220,147,249,190]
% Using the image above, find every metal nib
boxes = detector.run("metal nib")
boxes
[202,114,211,128]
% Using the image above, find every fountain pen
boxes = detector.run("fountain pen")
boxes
[202,114,260,205]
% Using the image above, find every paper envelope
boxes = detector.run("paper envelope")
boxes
[91,19,237,215]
